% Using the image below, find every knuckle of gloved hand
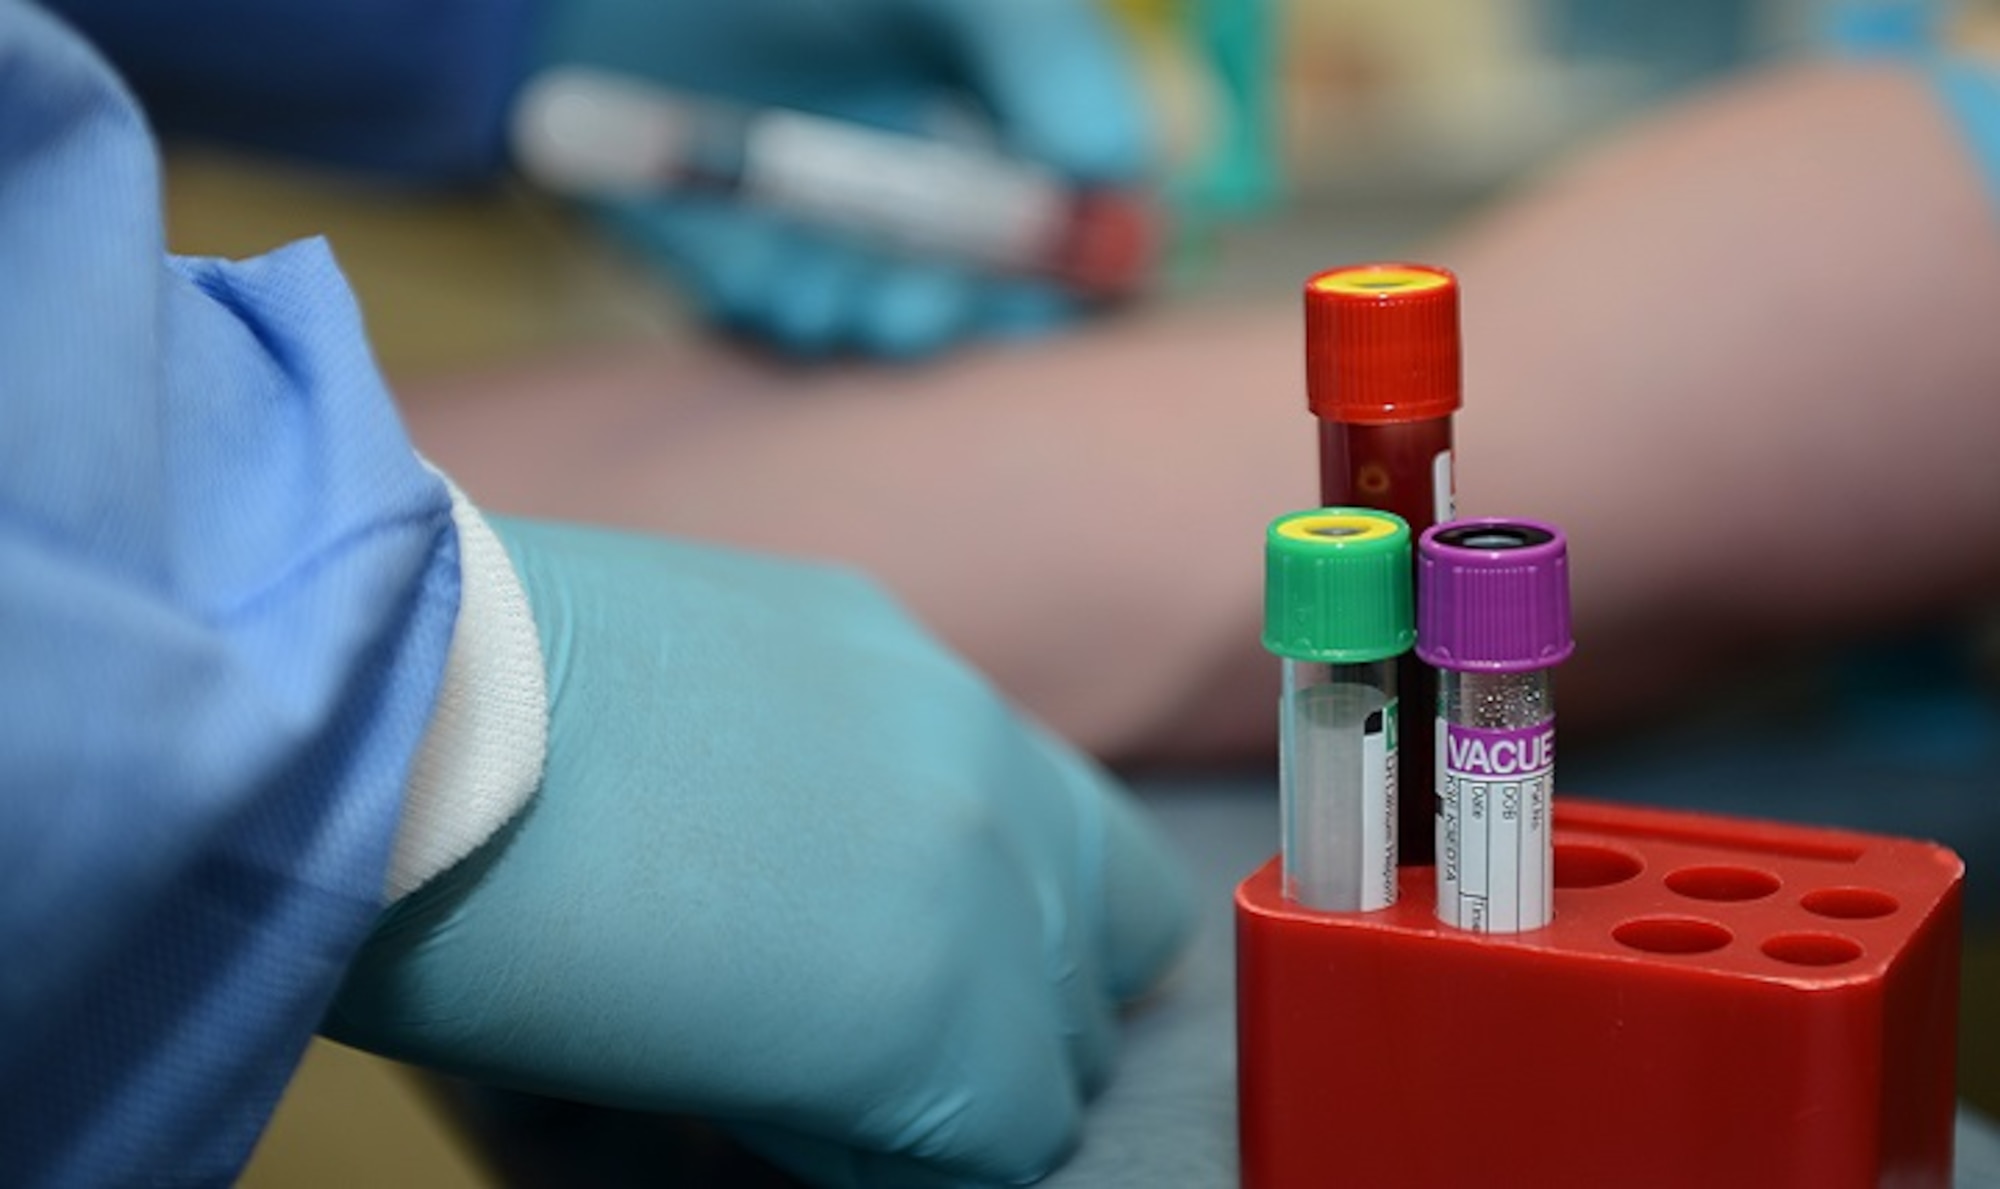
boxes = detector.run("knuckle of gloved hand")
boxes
[864,787,1031,964]
[885,770,1019,913]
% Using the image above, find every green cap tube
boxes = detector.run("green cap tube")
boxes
[1262,508,1415,663]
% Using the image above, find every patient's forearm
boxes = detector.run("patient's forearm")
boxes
[401,61,2000,765]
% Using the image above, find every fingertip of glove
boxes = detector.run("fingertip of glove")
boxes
[1094,784,1198,1003]
[858,266,977,359]
[758,239,875,357]
[1028,732,1196,1004]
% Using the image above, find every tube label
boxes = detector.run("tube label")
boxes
[1435,718,1553,932]
[1364,698,1398,910]
[1281,684,1397,912]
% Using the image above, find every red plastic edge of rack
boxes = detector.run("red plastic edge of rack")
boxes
[1235,797,1964,1189]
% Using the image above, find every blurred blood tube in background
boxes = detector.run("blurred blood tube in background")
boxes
[512,67,1160,300]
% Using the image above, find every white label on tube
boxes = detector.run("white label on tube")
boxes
[1437,718,1554,932]
[1283,683,1395,912]
[1433,449,1455,523]
[1435,721,1458,925]
[1362,698,1398,910]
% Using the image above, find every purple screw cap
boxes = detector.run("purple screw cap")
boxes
[1416,518,1573,672]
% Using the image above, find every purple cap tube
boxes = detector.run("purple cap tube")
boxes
[1418,519,1573,933]
[1417,519,1573,672]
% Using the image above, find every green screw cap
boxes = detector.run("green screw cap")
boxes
[1263,508,1415,663]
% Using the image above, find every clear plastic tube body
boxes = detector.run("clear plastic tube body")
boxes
[1280,657,1398,911]
[1434,669,1554,932]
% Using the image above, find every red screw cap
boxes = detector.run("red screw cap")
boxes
[1304,262,1462,424]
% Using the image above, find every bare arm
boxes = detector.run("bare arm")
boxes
[401,58,2000,763]
[1452,58,2000,724]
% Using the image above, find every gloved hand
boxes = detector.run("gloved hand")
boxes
[326,518,1194,1187]
[527,0,1154,359]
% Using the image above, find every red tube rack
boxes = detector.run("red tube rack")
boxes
[1236,798,1963,1188]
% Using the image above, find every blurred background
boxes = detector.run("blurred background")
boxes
[139,0,2000,1182]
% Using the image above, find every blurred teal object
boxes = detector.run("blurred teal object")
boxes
[1815,0,2000,212]
[1538,0,1761,95]
[1824,0,1952,53]
[1177,0,1282,219]
[1934,54,2000,206]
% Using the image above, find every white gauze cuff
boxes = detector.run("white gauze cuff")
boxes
[388,475,549,902]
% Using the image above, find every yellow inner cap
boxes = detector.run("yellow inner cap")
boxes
[1308,265,1451,296]
[1275,511,1400,544]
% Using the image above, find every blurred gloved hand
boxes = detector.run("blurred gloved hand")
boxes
[528,0,1154,359]
[326,518,1194,1187]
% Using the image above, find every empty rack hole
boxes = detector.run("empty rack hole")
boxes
[1801,887,1900,920]
[1665,865,1781,902]
[1553,843,1643,889]
[1555,808,1863,862]
[1762,932,1864,967]
[1612,917,1733,955]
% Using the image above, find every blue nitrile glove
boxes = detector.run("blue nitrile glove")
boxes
[326,518,1195,1187]
[529,0,1154,359]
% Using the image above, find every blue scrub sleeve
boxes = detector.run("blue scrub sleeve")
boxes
[39,0,539,180]
[0,5,462,1185]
